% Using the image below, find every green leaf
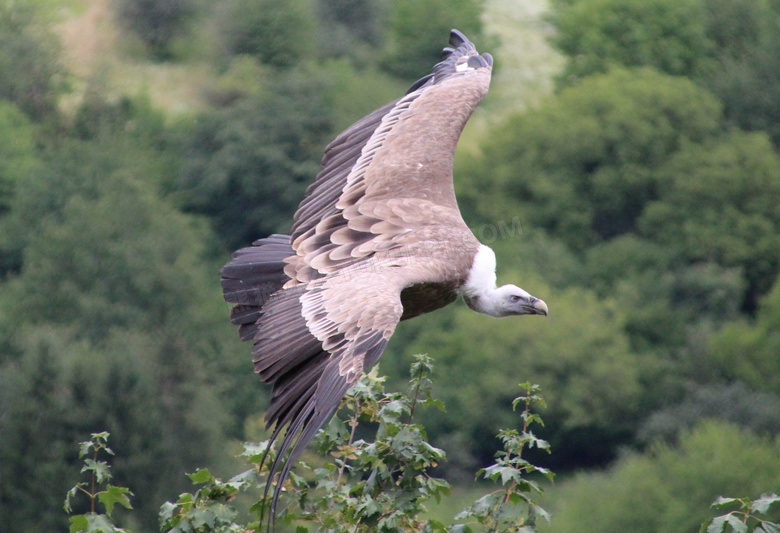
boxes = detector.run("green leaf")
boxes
[758,522,780,533]
[713,497,740,509]
[724,514,748,533]
[64,483,86,513]
[189,508,216,529]
[534,504,552,524]
[425,398,446,412]
[86,513,121,532]
[79,441,93,458]
[158,501,177,522]
[98,485,133,517]
[82,459,112,484]
[240,441,271,462]
[707,516,728,533]
[753,494,780,514]
[69,512,120,533]
[177,492,194,505]
[69,514,89,533]
[187,468,214,485]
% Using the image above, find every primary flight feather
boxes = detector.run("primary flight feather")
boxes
[221,29,547,526]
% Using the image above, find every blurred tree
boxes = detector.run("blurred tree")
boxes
[314,0,388,65]
[7,175,211,341]
[0,103,46,274]
[0,90,248,531]
[638,382,780,444]
[639,131,780,311]
[0,2,65,121]
[608,263,745,353]
[176,67,334,251]
[317,0,386,45]
[469,68,721,251]
[0,325,229,533]
[710,278,780,396]
[550,0,780,146]
[382,0,485,80]
[316,58,406,132]
[546,421,780,533]
[549,0,713,83]
[700,0,780,145]
[219,0,317,68]
[0,93,175,278]
[116,0,199,60]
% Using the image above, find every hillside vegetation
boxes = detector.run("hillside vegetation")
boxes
[1,0,779,531]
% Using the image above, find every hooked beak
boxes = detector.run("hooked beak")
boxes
[528,297,548,316]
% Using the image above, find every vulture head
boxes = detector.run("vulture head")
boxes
[462,245,548,317]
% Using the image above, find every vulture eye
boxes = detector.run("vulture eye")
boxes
[509,295,522,303]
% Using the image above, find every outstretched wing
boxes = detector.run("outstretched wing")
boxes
[284,29,493,284]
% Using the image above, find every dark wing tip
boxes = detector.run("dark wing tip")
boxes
[406,29,492,94]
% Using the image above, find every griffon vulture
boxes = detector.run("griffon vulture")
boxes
[221,28,547,525]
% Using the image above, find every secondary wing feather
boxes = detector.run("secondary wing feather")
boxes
[286,29,492,284]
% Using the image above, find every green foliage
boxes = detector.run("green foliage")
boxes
[470,67,721,251]
[638,382,780,444]
[550,0,780,146]
[116,0,199,60]
[550,0,713,82]
[0,102,45,273]
[0,91,242,531]
[315,0,386,61]
[455,383,553,532]
[159,468,249,532]
[382,0,485,80]
[176,67,334,250]
[316,58,407,133]
[0,1,65,120]
[710,278,780,395]
[703,494,780,533]
[699,0,780,145]
[218,0,317,68]
[639,131,780,307]
[2,128,211,343]
[543,421,780,533]
[159,356,553,532]
[285,360,453,532]
[64,432,133,533]
[317,0,385,45]
[0,92,175,277]
[0,323,231,532]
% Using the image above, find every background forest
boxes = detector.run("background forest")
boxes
[1,0,779,531]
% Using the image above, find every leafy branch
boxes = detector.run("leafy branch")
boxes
[453,382,553,533]
[702,494,780,533]
[156,357,554,532]
[64,432,133,533]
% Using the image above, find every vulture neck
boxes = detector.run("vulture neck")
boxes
[461,245,504,317]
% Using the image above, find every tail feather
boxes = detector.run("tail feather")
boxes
[222,253,335,532]
[220,234,293,325]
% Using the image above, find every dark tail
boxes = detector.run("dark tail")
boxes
[220,234,293,341]
[221,234,333,531]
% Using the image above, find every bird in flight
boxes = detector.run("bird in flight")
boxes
[221,28,547,526]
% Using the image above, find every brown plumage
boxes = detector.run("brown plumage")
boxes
[220,29,547,528]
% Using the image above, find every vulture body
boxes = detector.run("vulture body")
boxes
[221,29,547,525]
